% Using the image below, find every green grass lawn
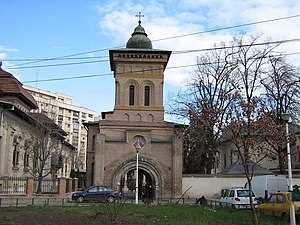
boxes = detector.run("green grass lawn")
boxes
[0,203,289,225]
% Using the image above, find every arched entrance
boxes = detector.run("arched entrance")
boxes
[112,157,163,200]
[120,168,155,200]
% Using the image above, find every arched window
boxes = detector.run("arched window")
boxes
[129,85,135,106]
[12,136,20,167]
[115,81,120,105]
[13,144,19,167]
[24,148,29,167]
[92,135,96,151]
[144,86,150,106]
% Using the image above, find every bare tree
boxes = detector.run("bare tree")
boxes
[25,129,62,193]
[23,114,65,194]
[169,34,298,225]
[222,95,283,225]
[261,55,300,173]
[168,41,238,174]
[222,35,285,225]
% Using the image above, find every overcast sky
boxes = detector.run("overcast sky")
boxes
[1,0,300,121]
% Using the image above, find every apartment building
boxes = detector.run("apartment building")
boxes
[24,86,96,171]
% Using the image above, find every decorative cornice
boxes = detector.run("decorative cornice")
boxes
[114,105,164,111]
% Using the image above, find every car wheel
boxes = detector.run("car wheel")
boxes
[107,195,115,203]
[77,196,84,203]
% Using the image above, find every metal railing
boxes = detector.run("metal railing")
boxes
[0,197,219,207]
[0,176,27,195]
[34,178,58,194]
[0,198,69,207]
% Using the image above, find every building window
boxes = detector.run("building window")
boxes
[33,152,38,173]
[13,145,19,167]
[24,149,29,167]
[129,85,135,106]
[144,86,150,106]
[65,164,68,177]
[92,135,96,152]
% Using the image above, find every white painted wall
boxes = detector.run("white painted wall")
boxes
[182,175,300,199]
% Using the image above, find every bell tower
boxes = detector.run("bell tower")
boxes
[107,19,171,122]
[86,16,183,198]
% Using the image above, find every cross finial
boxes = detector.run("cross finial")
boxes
[135,12,144,25]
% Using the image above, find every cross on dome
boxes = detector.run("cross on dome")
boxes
[135,12,144,25]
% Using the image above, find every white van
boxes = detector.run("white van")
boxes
[245,175,288,201]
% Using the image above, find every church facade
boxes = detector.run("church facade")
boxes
[85,20,184,198]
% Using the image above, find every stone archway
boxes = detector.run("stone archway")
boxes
[112,157,163,200]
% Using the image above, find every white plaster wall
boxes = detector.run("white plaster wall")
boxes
[182,175,300,200]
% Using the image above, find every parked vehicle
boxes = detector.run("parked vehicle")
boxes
[72,186,121,203]
[245,175,288,202]
[220,188,257,209]
[257,192,300,221]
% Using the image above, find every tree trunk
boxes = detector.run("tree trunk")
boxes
[246,176,259,225]
[36,176,43,194]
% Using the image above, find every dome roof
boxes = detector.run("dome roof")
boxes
[126,23,153,49]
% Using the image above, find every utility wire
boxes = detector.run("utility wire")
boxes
[5,38,300,70]
[11,48,117,67]
[173,38,300,54]
[8,14,300,67]
[4,56,109,61]
[22,73,113,83]
[152,14,300,43]
[7,59,109,70]
[19,51,300,84]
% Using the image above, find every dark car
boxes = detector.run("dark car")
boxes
[72,186,121,203]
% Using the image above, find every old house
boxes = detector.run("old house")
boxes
[0,64,76,193]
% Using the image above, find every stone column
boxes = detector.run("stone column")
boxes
[58,177,66,197]
[26,177,34,197]
[66,178,72,193]
[172,134,183,198]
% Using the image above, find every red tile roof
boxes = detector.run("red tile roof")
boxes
[0,66,38,109]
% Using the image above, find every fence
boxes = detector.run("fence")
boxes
[0,176,78,197]
[0,198,70,207]
[0,177,27,195]
[0,197,220,208]
[34,178,58,194]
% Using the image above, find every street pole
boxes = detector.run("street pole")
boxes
[132,135,145,205]
[282,113,296,225]
[135,150,139,204]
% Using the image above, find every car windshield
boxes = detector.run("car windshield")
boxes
[237,190,254,197]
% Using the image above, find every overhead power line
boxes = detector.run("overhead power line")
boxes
[153,14,300,42]
[7,14,300,67]
[18,51,300,84]
[173,38,300,54]
[5,38,300,70]
[7,59,109,70]
[4,56,109,62]
[21,73,113,83]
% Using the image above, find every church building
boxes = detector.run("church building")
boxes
[85,18,184,199]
